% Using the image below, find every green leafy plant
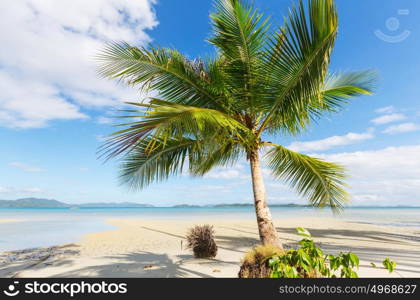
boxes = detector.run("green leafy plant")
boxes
[267,228,395,278]
[382,257,397,273]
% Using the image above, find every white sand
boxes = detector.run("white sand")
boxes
[0,219,22,224]
[1,217,419,278]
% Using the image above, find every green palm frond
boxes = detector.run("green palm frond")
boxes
[97,43,225,111]
[120,136,242,189]
[265,70,377,134]
[320,70,377,113]
[119,136,200,190]
[189,140,244,176]
[209,0,270,112]
[258,0,338,135]
[265,144,349,209]
[99,99,252,161]
[210,0,270,60]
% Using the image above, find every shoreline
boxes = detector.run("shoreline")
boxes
[0,217,419,278]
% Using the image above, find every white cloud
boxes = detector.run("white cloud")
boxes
[382,122,420,134]
[175,145,420,206]
[0,187,13,193]
[21,187,44,193]
[0,186,44,194]
[288,131,374,152]
[267,183,289,191]
[317,145,420,206]
[96,116,114,125]
[192,185,233,192]
[205,169,243,179]
[204,164,247,180]
[0,0,158,128]
[95,134,107,142]
[0,72,88,128]
[9,162,43,172]
[370,113,406,125]
[375,106,395,114]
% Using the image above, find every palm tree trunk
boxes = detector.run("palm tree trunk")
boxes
[249,149,283,249]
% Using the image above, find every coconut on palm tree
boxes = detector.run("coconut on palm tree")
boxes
[97,0,375,248]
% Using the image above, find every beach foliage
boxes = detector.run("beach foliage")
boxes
[268,228,360,278]
[239,244,284,278]
[371,258,397,273]
[240,228,396,278]
[382,257,397,273]
[186,225,218,258]
[97,0,376,246]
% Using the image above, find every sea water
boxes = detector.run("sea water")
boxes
[0,207,419,251]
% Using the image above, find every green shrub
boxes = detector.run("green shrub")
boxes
[267,228,396,278]
[382,257,397,273]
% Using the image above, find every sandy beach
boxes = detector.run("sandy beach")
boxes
[1,217,419,278]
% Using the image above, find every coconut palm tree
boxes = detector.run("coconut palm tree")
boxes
[97,0,375,248]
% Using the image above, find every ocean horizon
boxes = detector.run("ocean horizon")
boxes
[1,206,419,252]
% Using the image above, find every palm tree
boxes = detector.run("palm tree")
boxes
[97,0,375,248]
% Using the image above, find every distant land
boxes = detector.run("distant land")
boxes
[0,198,418,209]
[173,203,311,208]
[0,198,153,208]
[0,198,311,208]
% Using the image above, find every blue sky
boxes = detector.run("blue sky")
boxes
[1,0,420,206]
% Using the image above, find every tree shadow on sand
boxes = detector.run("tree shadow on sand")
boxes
[278,226,420,244]
[37,252,216,278]
[140,226,263,253]
[0,245,81,278]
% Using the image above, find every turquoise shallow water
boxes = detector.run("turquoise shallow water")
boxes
[0,207,419,251]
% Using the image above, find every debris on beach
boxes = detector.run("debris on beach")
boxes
[143,264,155,270]
[0,244,79,265]
[186,225,218,258]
